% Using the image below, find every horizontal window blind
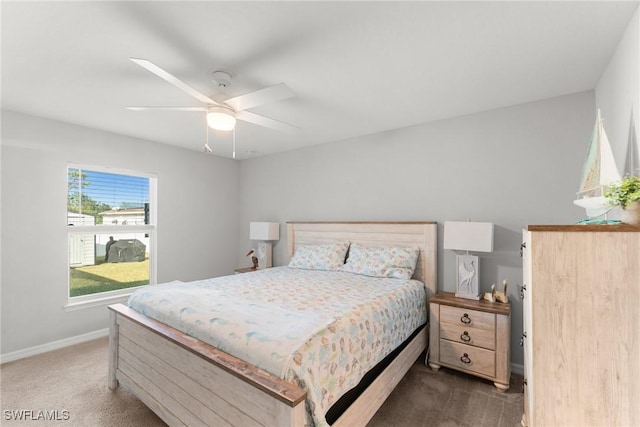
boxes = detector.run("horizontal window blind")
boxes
[67,168,150,226]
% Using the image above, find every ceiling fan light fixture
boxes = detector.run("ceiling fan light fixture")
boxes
[207,105,236,131]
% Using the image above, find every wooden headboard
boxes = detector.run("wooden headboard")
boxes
[286,221,438,299]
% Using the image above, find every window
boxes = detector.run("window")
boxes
[67,165,156,301]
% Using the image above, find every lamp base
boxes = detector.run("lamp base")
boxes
[455,254,480,300]
[256,242,272,269]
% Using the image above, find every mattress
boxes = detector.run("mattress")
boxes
[127,266,426,426]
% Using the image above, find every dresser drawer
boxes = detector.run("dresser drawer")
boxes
[440,305,495,330]
[439,339,495,378]
[440,322,495,350]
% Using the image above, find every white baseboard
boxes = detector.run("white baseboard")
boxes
[0,328,109,365]
[511,362,524,376]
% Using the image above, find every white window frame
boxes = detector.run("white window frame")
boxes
[65,163,157,310]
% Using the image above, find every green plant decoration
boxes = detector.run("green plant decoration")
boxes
[604,175,640,207]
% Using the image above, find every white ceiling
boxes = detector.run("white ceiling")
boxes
[2,1,638,159]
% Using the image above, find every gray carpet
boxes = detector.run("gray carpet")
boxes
[1,337,523,426]
[368,361,524,427]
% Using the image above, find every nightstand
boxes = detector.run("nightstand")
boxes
[428,292,511,391]
[234,267,258,274]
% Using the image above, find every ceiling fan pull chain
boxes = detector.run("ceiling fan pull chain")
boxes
[233,128,236,159]
[203,119,213,153]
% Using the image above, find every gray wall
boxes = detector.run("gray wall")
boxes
[596,7,639,176]
[238,91,596,368]
[1,111,240,354]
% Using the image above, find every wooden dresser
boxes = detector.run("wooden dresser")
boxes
[521,225,640,426]
[428,292,511,391]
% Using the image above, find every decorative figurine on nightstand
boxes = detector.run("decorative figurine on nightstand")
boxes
[246,249,259,269]
[495,279,509,303]
[482,279,509,303]
[482,286,496,302]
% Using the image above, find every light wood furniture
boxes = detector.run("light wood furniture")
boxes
[521,225,640,427]
[109,221,437,427]
[428,292,511,391]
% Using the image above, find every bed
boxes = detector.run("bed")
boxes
[108,221,437,427]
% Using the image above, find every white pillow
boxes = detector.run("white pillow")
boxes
[341,244,419,279]
[288,241,350,271]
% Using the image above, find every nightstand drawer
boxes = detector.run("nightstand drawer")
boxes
[439,339,495,378]
[440,305,495,330]
[440,322,495,350]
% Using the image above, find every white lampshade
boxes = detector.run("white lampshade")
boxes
[249,222,280,241]
[443,221,494,252]
[207,106,236,131]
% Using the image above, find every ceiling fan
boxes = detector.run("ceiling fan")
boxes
[126,58,297,135]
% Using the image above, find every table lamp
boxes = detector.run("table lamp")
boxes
[249,222,280,269]
[443,221,494,300]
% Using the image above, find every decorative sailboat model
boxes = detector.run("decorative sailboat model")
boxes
[573,109,621,219]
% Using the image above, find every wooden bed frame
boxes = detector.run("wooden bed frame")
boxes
[108,221,437,427]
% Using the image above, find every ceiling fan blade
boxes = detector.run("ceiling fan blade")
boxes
[130,58,219,106]
[224,83,295,112]
[126,106,206,111]
[236,110,298,134]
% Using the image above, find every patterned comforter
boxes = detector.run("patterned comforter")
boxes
[127,266,426,426]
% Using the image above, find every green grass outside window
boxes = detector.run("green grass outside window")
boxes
[69,255,149,297]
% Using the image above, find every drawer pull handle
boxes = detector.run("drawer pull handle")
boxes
[460,313,471,324]
[460,331,471,342]
[460,353,471,364]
